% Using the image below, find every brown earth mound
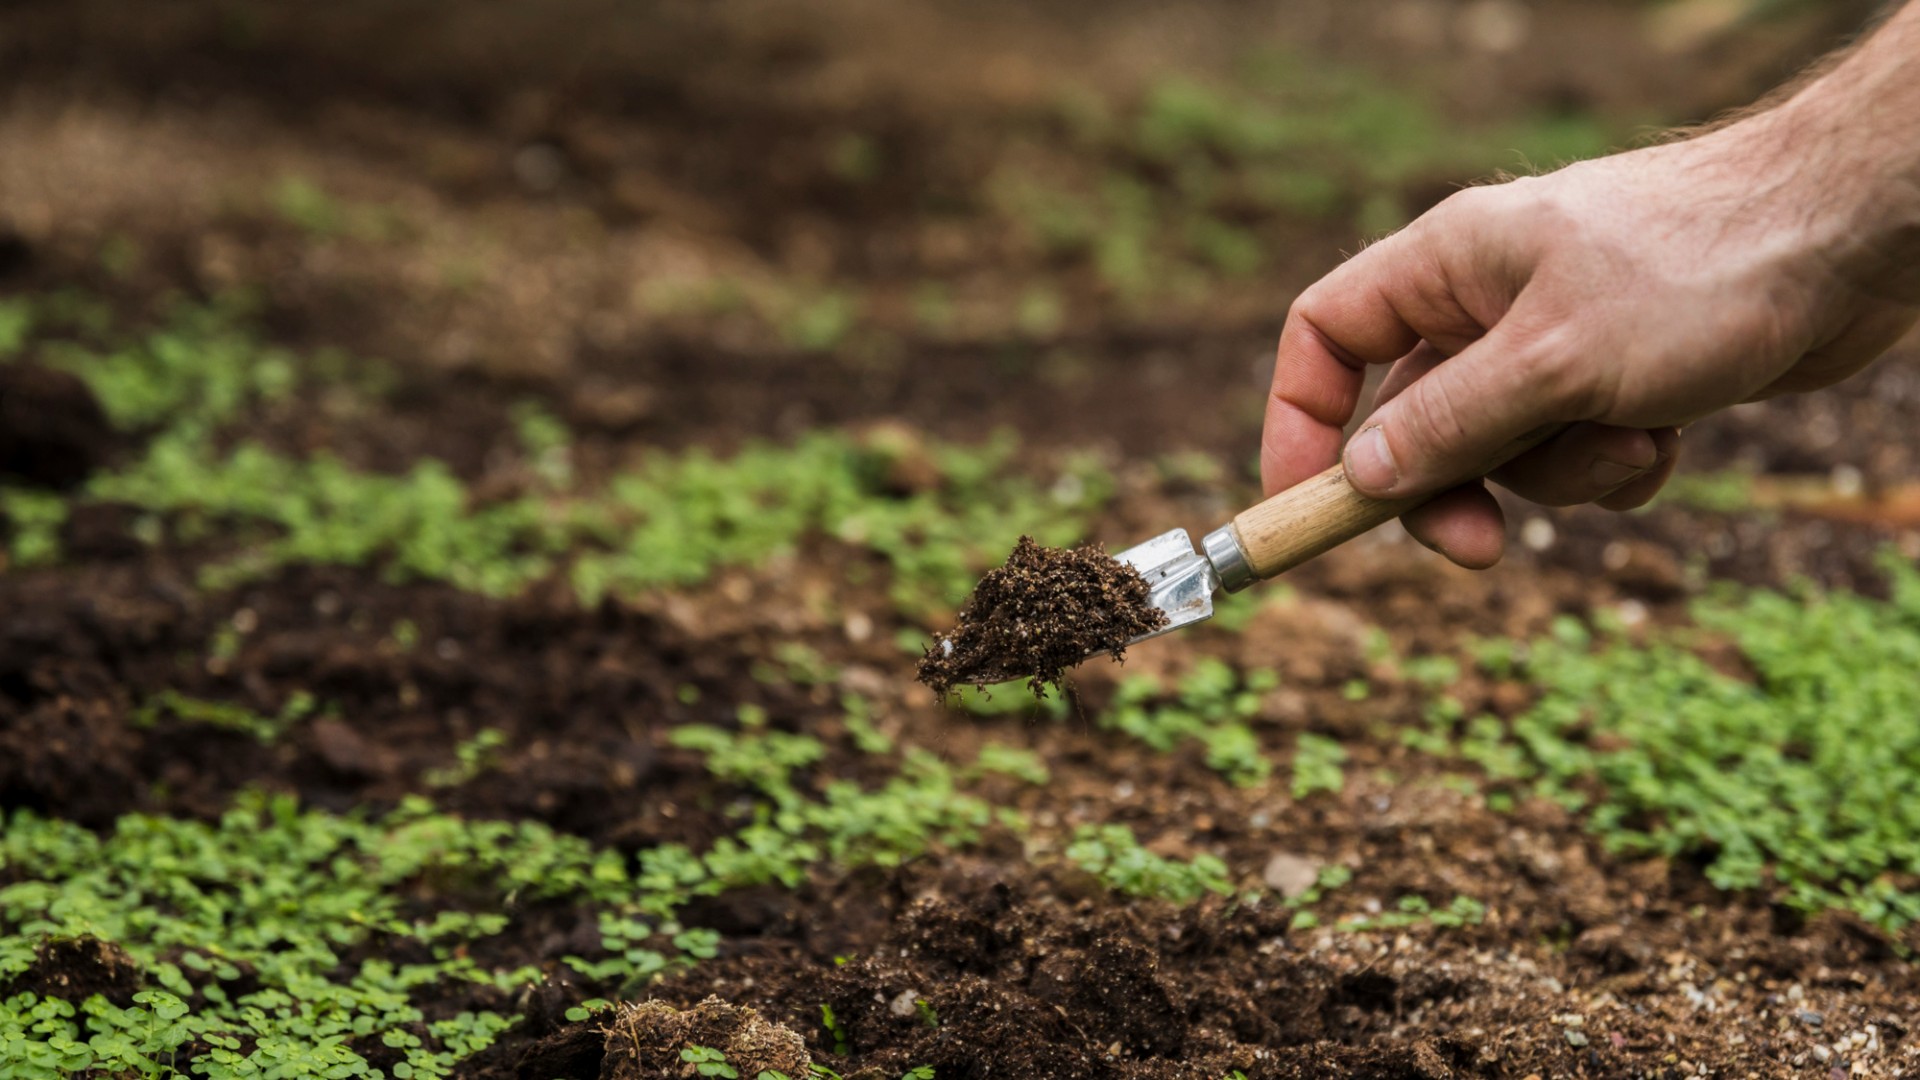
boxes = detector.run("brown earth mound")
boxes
[602,997,811,1080]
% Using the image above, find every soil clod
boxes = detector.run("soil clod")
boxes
[3,935,144,1006]
[601,996,811,1080]
[917,535,1168,697]
[0,363,114,489]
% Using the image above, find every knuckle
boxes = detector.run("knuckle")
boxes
[1506,329,1614,420]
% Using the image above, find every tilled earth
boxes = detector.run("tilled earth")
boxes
[5,2,1920,1078]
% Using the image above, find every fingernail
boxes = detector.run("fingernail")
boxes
[1344,426,1399,493]
[1590,457,1652,490]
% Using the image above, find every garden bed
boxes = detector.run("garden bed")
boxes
[4,2,1919,1077]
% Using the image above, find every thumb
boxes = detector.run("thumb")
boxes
[1342,323,1595,497]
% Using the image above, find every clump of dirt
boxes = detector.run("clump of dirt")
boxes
[917,536,1168,697]
[602,997,811,1080]
[3,936,145,1006]
[0,362,114,489]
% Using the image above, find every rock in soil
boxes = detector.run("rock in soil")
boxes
[601,996,811,1080]
[1261,852,1323,899]
[918,535,1167,697]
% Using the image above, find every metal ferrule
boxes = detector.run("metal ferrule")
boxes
[1201,523,1255,594]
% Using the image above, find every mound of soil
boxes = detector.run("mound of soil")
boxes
[3,936,144,1006]
[918,536,1168,697]
[601,997,811,1080]
[0,362,113,490]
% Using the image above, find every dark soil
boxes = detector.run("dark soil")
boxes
[918,535,1168,697]
[0,362,113,489]
[3,936,144,1008]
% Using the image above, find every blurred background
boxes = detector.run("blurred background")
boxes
[0,0,1892,465]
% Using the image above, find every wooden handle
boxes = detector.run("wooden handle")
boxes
[1230,425,1564,581]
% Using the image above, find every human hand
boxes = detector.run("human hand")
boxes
[1260,93,1920,568]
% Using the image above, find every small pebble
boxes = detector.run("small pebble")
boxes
[1799,1010,1826,1028]
[1520,516,1556,552]
[1261,852,1321,899]
[1566,1030,1589,1048]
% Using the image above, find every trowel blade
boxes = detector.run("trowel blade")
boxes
[1112,528,1219,647]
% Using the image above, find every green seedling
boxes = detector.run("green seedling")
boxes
[1420,554,1920,930]
[131,690,314,744]
[562,998,613,1023]
[969,744,1051,786]
[1066,824,1233,904]
[17,301,1110,613]
[270,177,403,242]
[424,728,508,788]
[840,694,893,755]
[1334,895,1487,933]
[820,1003,850,1056]
[1103,660,1278,787]
[0,489,66,568]
[0,296,32,356]
[1654,468,1759,513]
[829,133,883,183]
[1290,733,1347,800]
[0,791,645,1079]
[36,298,298,432]
[669,724,826,808]
[780,290,858,353]
[511,401,573,488]
[1281,864,1357,930]
[682,1046,740,1079]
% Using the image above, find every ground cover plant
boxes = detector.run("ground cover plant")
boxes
[1415,557,1920,931]
[4,2,1919,1077]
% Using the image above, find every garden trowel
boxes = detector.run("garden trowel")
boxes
[1092,424,1568,655]
[941,425,1562,685]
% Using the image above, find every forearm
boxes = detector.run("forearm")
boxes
[1763,2,1920,301]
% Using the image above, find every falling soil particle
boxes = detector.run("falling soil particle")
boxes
[917,535,1168,697]
[601,996,811,1080]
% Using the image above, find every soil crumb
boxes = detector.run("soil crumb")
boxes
[918,535,1168,697]
[602,996,811,1080]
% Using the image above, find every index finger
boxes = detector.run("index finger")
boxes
[1259,243,1426,496]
